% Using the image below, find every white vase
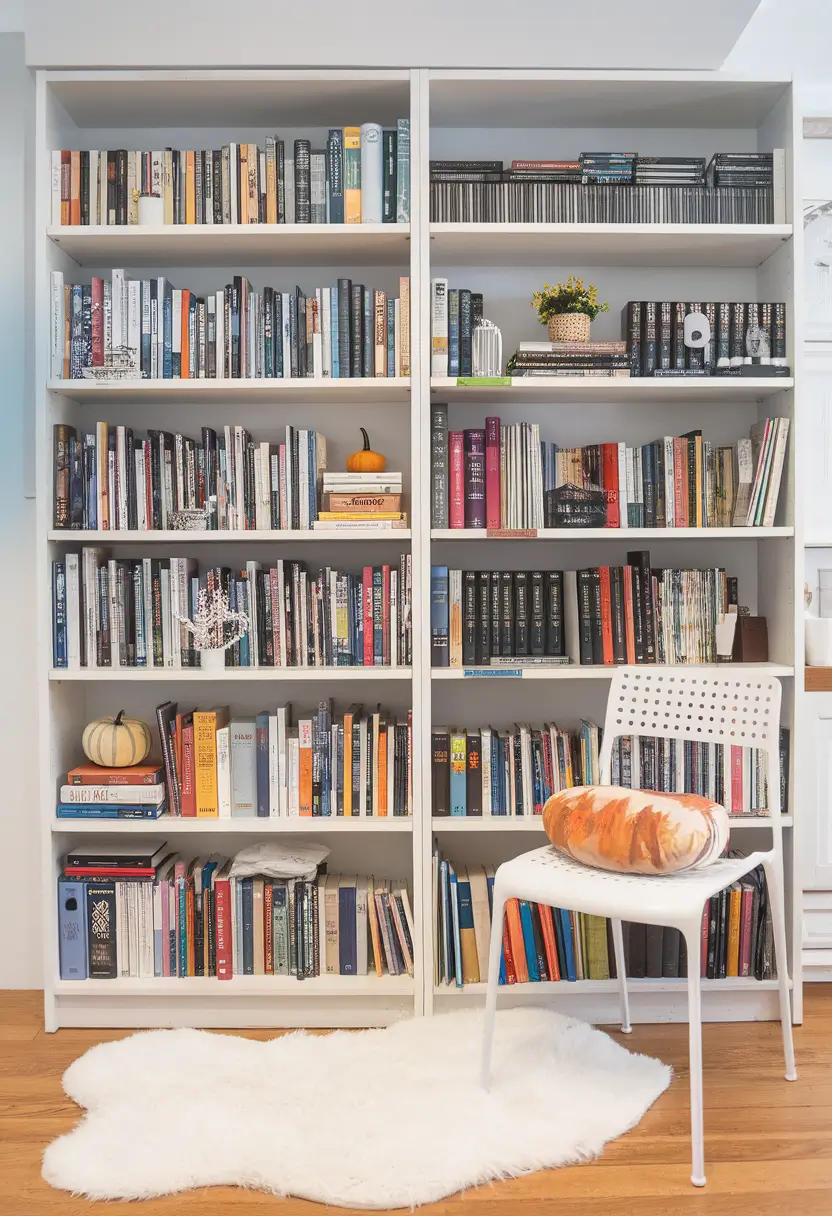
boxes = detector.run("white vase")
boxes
[198,648,228,673]
[138,194,164,226]
[806,615,832,666]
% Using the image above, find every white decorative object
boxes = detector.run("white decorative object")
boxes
[42,1007,670,1206]
[174,585,249,667]
[138,194,164,226]
[806,613,832,666]
[168,508,210,532]
[472,318,503,377]
[80,346,139,382]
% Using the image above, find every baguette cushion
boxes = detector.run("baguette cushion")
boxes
[541,786,730,876]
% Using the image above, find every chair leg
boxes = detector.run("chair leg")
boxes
[762,856,798,1082]
[611,918,631,1034]
[480,889,507,1091]
[683,922,706,1188]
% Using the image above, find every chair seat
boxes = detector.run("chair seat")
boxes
[495,845,773,929]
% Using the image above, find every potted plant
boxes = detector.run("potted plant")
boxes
[531,276,609,343]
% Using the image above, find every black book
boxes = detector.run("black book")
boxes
[718,885,730,979]
[589,568,603,664]
[213,150,223,225]
[337,279,351,378]
[657,301,672,370]
[653,439,666,528]
[610,566,626,664]
[530,571,545,655]
[641,302,657,375]
[716,301,731,369]
[431,725,450,812]
[294,140,311,224]
[671,301,686,369]
[627,551,655,663]
[730,302,746,368]
[489,572,501,658]
[350,283,363,377]
[706,893,719,979]
[500,571,514,655]
[622,301,642,376]
[703,302,716,369]
[687,302,704,369]
[645,924,664,978]
[80,151,89,225]
[662,926,681,978]
[382,128,397,223]
[771,303,786,365]
[529,904,548,981]
[576,569,594,665]
[514,571,529,656]
[430,159,503,172]
[459,289,473,376]
[472,293,484,326]
[545,570,564,656]
[466,732,482,816]
[758,302,773,365]
[85,881,117,978]
[477,571,491,664]
[462,570,477,665]
[117,149,128,225]
[627,922,647,979]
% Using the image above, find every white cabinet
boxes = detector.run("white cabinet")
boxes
[801,694,832,980]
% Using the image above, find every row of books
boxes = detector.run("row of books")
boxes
[506,340,630,379]
[430,557,734,667]
[52,553,413,669]
[429,152,780,189]
[429,407,789,530]
[433,849,775,986]
[623,301,788,377]
[431,720,789,817]
[58,847,414,980]
[50,271,411,381]
[428,282,485,377]
[52,422,406,533]
[51,127,411,227]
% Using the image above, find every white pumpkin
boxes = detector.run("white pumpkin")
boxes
[82,711,152,768]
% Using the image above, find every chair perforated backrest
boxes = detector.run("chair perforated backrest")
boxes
[598,668,783,818]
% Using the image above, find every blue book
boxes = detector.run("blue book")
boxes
[307,433,317,527]
[177,876,187,977]
[52,562,67,668]
[255,710,270,817]
[331,284,340,378]
[457,873,477,982]
[430,565,449,667]
[449,866,463,987]
[396,118,410,222]
[386,297,396,377]
[56,803,166,819]
[448,289,460,377]
[519,901,540,981]
[450,731,467,816]
[558,908,577,981]
[58,879,88,980]
[338,879,357,974]
[327,129,344,224]
[440,859,452,983]
[242,878,254,975]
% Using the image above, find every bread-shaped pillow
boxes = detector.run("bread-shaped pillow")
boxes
[542,786,729,875]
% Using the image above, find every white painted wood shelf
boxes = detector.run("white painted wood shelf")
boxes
[430,815,792,831]
[429,222,793,268]
[434,977,790,997]
[430,376,794,403]
[47,377,411,405]
[431,663,795,681]
[49,667,412,682]
[48,529,412,543]
[431,527,794,541]
[47,223,411,267]
[55,974,414,997]
[53,817,413,833]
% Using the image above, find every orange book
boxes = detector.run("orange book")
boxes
[238,143,249,224]
[193,707,229,818]
[342,705,356,816]
[727,884,742,977]
[343,127,361,223]
[598,566,614,664]
[180,288,190,378]
[70,150,81,225]
[506,899,528,983]
[377,726,388,816]
[298,718,313,815]
[185,151,195,224]
[623,565,636,664]
[537,903,561,981]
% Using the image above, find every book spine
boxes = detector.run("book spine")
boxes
[431,279,449,377]
[624,301,642,375]
[430,566,449,667]
[641,302,657,375]
[459,289,473,377]
[462,570,477,665]
[327,129,344,224]
[771,303,787,365]
[657,301,671,370]
[382,128,397,223]
[430,402,448,528]
[293,140,311,224]
[396,118,410,223]
[449,431,465,529]
[360,123,383,224]
[463,429,486,529]
[485,416,501,529]
[344,127,361,223]
[447,290,459,378]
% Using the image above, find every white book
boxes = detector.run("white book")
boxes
[245,560,261,667]
[107,559,120,666]
[563,570,581,664]
[287,735,300,815]
[762,417,790,527]
[430,279,449,376]
[111,268,125,351]
[481,727,492,815]
[231,719,257,816]
[617,441,628,528]
[321,287,331,377]
[519,724,533,816]
[276,704,291,815]
[355,877,369,975]
[229,142,238,225]
[216,291,225,378]
[65,552,80,669]
[127,280,140,371]
[259,440,272,530]
[359,717,368,816]
[87,151,99,225]
[313,289,323,377]
[127,152,138,224]
[360,123,383,223]
[281,292,291,376]
[268,713,279,816]
[160,566,172,666]
[389,569,398,667]
[50,270,64,378]
[151,150,163,201]
[140,557,153,666]
[284,160,295,224]
[773,148,787,225]
[51,150,62,225]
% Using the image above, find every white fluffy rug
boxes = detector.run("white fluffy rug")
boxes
[43,1008,671,1208]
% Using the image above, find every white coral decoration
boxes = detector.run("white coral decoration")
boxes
[174,585,249,651]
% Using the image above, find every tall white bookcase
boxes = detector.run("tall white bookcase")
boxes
[36,68,803,1031]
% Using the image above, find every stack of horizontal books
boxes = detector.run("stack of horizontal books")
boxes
[508,340,631,378]
[316,470,406,530]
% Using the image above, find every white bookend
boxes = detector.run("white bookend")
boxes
[268,713,279,816]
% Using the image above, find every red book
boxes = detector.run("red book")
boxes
[700,905,709,977]
[673,438,687,527]
[66,867,156,878]
[180,713,196,816]
[91,277,105,366]
[67,762,163,786]
[599,566,614,664]
[537,903,561,981]
[448,431,465,528]
[623,565,636,664]
[214,873,232,979]
[731,745,743,813]
[60,150,70,224]
[264,882,274,974]
[382,565,391,664]
[485,416,501,528]
[602,443,619,528]
[501,912,517,984]
[739,884,754,977]
[363,567,374,666]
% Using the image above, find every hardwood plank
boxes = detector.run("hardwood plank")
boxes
[805,666,832,691]
[1,987,831,1214]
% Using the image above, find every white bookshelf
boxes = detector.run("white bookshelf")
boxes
[35,68,803,1031]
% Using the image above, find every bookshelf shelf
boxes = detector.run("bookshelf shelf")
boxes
[430,663,795,682]
[430,376,795,403]
[36,67,802,1031]
[428,223,793,269]
[434,977,790,997]
[52,817,413,833]
[431,527,794,541]
[48,529,412,544]
[430,816,792,831]
[49,667,413,682]
[47,377,411,405]
[47,223,412,268]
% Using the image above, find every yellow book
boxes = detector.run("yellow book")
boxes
[458,867,481,984]
[377,726,388,817]
[238,143,248,224]
[193,707,229,818]
[727,883,742,976]
[266,140,277,224]
[343,707,354,817]
[399,277,410,376]
[163,150,174,225]
[317,511,404,521]
[185,151,195,224]
[344,127,361,223]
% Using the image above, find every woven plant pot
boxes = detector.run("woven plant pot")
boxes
[548,313,591,342]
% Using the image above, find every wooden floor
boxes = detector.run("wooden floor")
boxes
[3,990,832,1215]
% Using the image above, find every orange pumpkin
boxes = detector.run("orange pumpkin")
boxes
[346,428,386,473]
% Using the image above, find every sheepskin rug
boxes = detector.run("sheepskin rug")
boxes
[43,1007,671,1208]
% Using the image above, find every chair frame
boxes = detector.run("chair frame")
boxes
[480,668,797,1187]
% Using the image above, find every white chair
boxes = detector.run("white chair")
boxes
[480,668,797,1187]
